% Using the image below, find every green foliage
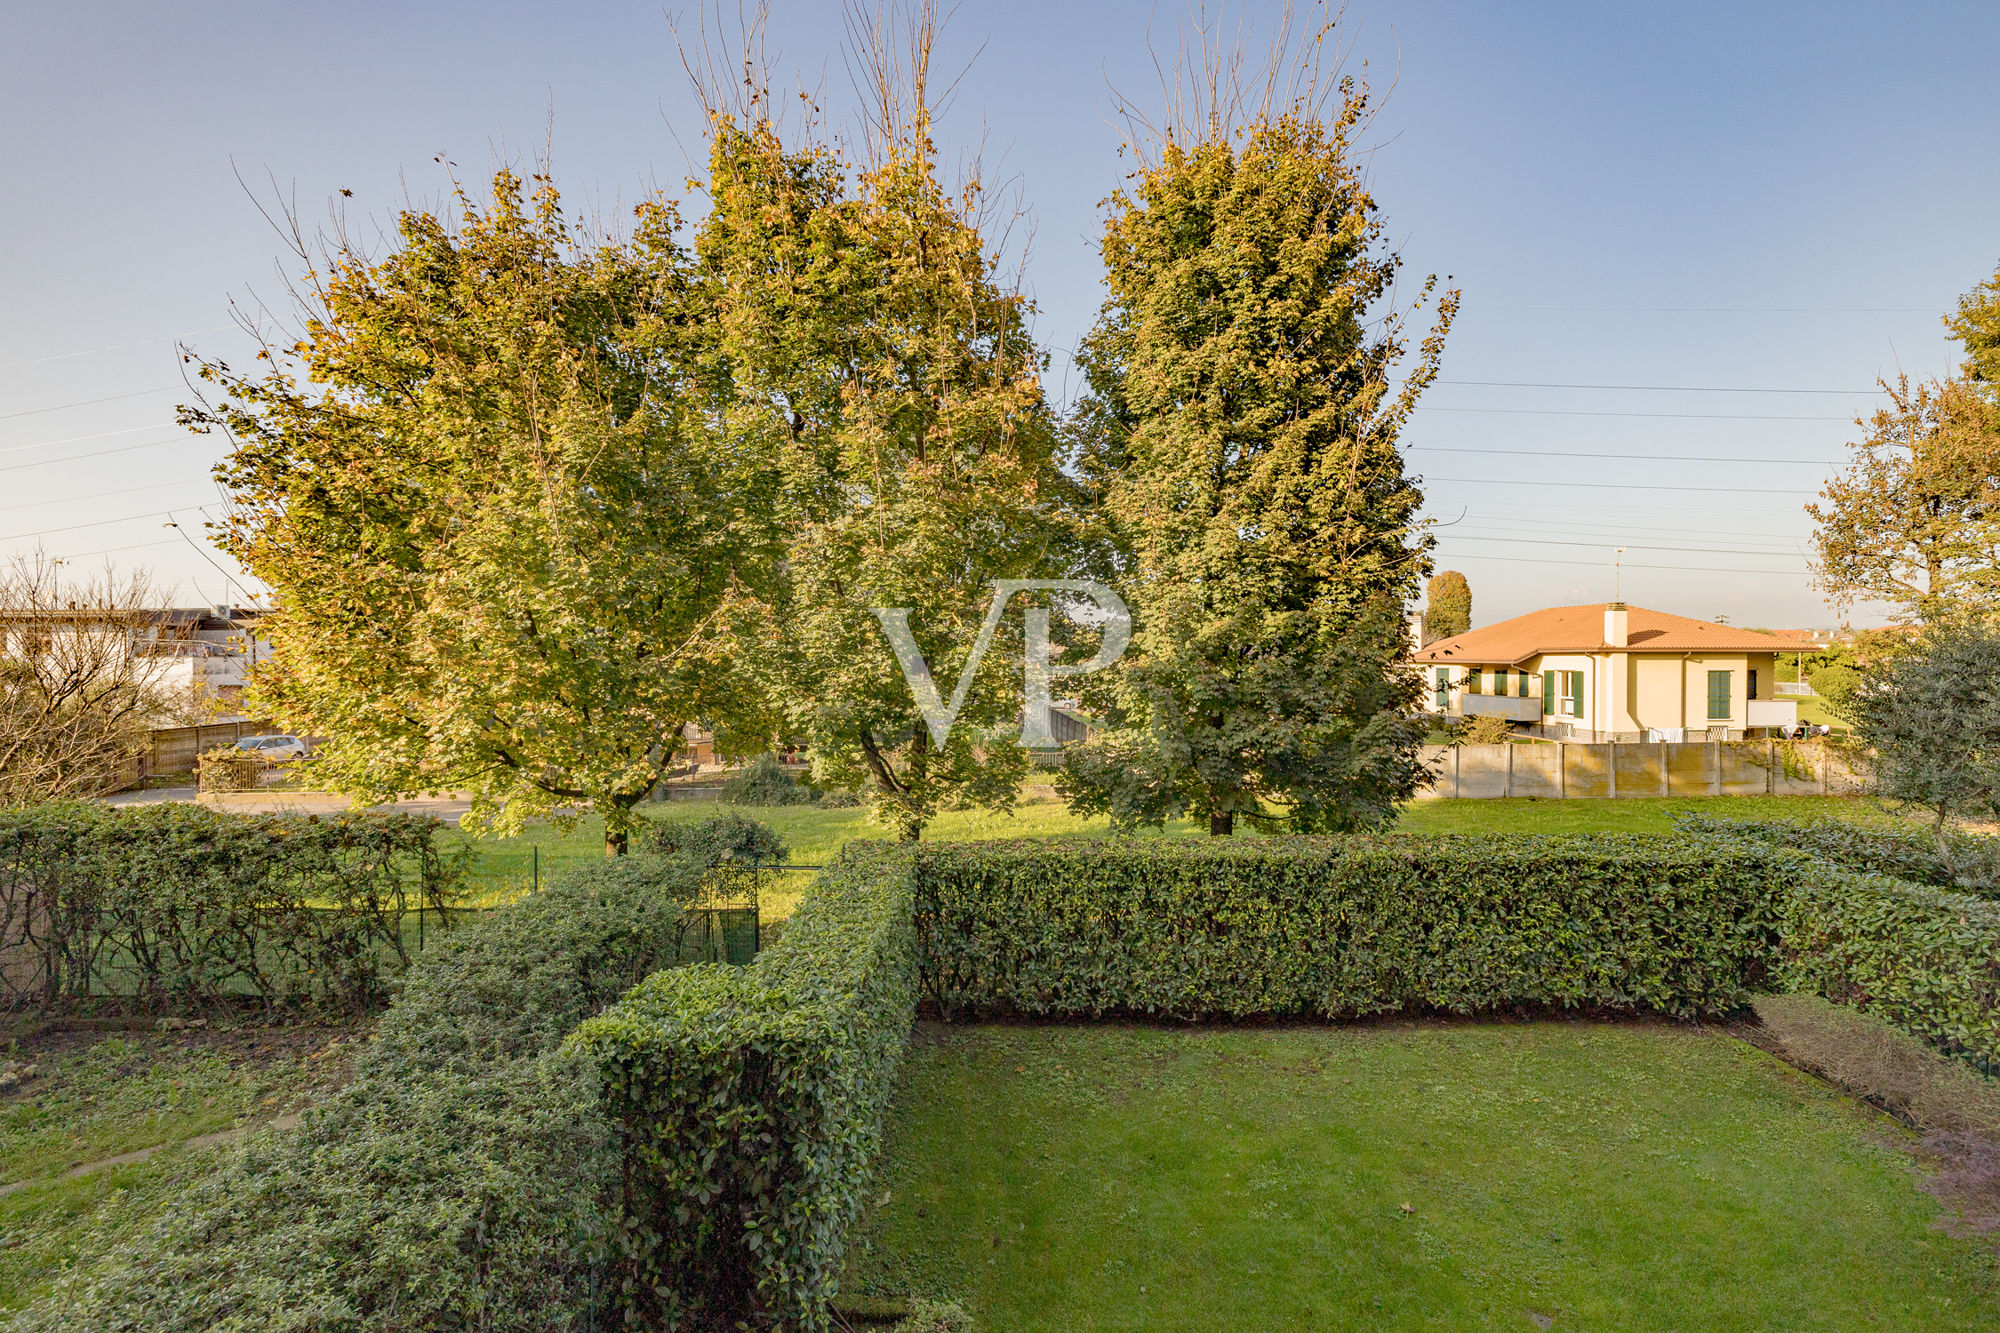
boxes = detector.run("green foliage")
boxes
[645,809,790,870]
[16,853,709,1332]
[567,844,919,1330]
[697,96,1074,841]
[1848,622,2000,864]
[1458,715,1513,746]
[1675,812,2000,899]
[1062,88,1457,837]
[1424,570,1471,642]
[908,837,1788,1020]
[1805,663,1862,712]
[0,802,467,1014]
[191,170,778,851]
[1946,258,2000,386]
[722,753,826,807]
[892,1298,974,1332]
[1776,869,2000,1075]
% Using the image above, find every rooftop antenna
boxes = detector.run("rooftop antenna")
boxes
[1613,548,1625,601]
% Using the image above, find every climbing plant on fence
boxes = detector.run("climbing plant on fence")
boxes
[0,801,470,1014]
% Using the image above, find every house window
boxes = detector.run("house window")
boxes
[1494,667,1509,695]
[1434,668,1448,710]
[1465,669,1482,694]
[1748,669,1758,701]
[1561,670,1584,718]
[1707,670,1732,720]
[1518,671,1530,698]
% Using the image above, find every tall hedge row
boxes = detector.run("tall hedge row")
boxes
[0,801,468,1014]
[909,836,1794,1021]
[17,852,709,1333]
[1677,812,2000,900]
[568,843,920,1332]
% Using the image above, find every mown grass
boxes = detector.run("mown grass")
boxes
[0,1035,314,1311]
[844,1022,1999,1332]
[445,793,1899,914]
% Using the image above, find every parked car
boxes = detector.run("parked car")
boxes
[233,734,311,762]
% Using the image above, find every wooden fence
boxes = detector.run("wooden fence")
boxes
[1415,739,1865,800]
[139,719,278,778]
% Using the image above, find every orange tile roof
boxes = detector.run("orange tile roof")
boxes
[1413,604,1802,664]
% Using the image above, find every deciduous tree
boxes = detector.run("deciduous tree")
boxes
[1946,259,2000,387]
[1058,10,1457,836]
[1807,374,2000,623]
[190,171,776,853]
[1425,570,1471,642]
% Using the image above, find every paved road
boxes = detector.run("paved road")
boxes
[101,787,478,818]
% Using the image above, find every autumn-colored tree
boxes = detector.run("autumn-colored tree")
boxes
[1424,570,1471,642]
[1946,260,2000,387]
[1058,10,1457,836]
[1807,374,2000,623]
[692,13,1078,840]
[190,171,777,853]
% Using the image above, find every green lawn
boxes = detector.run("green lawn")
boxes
[843,1022,1999,1332]
[445,793,1900,909]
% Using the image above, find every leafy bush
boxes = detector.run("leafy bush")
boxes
[195,745,269,792]
[721,753,824,806]
[568,843,919,1331]
[909,836,1792,1021]
[1776,867,2000,1075]
[1677,813,2000,899]
[1458,715,1513,745]
[0,801,468,1014]
[647,809,791,869]
[893,1298,974,1332]
[18,852,709,1333]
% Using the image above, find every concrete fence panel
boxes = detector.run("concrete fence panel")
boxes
[1415,740,1867,802]
[1562,745,1615,799]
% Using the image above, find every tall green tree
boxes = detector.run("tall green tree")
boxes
[191,171,776,853]
[1424,570,1471,642]
[1059,73,1457,836]
[695,52,1077,839]
[1807,374,2000,623]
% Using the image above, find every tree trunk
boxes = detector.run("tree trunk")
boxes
[605,827,629,857]
[1209,810,1234,836]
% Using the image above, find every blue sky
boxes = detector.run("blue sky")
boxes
[2,1,1995,628]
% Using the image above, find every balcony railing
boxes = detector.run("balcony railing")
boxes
[1458,694,1543,722]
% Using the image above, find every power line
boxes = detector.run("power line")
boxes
[1412,444,1841,465]
[1473,305,1932,314]
[1416,405,1851,421]
[1425,475,1818,495]
[1435,379,1878,395]
[1440,531,1806,559]
[0,477,212,515]
[1448,551,1803,575]
[0,386,178,422]
[0,423,177,458]
[0,326,235,374]
[0,437,190,474]
[44,537,185,562]
[1431,510,1815,544]
[0,507,183,542]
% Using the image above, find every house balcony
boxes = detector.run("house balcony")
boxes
[1747,700,1798,728]
[1457,694,1542,723]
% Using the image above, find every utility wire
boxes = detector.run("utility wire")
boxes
[0,437,189,474]
[1434,379,1877,395]
[1415,406,1851,421]
[1426,475,1818,495]
[0,423,176,457]
[0,507,183,542]
[1412,444,1840,464]
[0,477,211,514]
[0,386,178,421]
[0,326,235,374]
[1449,551,1803,575]
[1440,531,1805,559]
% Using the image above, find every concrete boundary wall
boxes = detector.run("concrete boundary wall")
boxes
[1415,740,1865,800]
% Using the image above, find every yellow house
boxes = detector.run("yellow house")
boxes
[1413,603,1801,741]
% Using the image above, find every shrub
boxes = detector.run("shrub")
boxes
[568,843,919,1331]
[909,836,1792,1021]
[647,809,791,869]
[721,753,824,806]
[0,801,468,1014]
[1677,812,2000,899]
[195,745,268,792]
[1458,715,1513,745]
[893,1298,975,1332]
[1776,868,2000,1075]
[18,852,709,1333]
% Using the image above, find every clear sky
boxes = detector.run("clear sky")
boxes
[3,1,1995,629]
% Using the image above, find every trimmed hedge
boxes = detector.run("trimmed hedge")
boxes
[1777,867,2000,1075]
[0,801,468,1014]
[569,843,919,1331]
[18,852,709,1333]
[1677,812,2000,900]
[909,836,1794,1021]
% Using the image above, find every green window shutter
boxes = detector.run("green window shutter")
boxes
[1566,671,1584,718]
[1542,671,1554,715]
[1435,668,1448,710]
[1707,670,1731,720]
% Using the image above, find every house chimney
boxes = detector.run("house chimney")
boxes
[1604,602,1628,648]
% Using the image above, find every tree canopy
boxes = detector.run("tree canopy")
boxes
[192,172,777,852]
[1425,570,1471,642]
[1058,75,1457,836]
